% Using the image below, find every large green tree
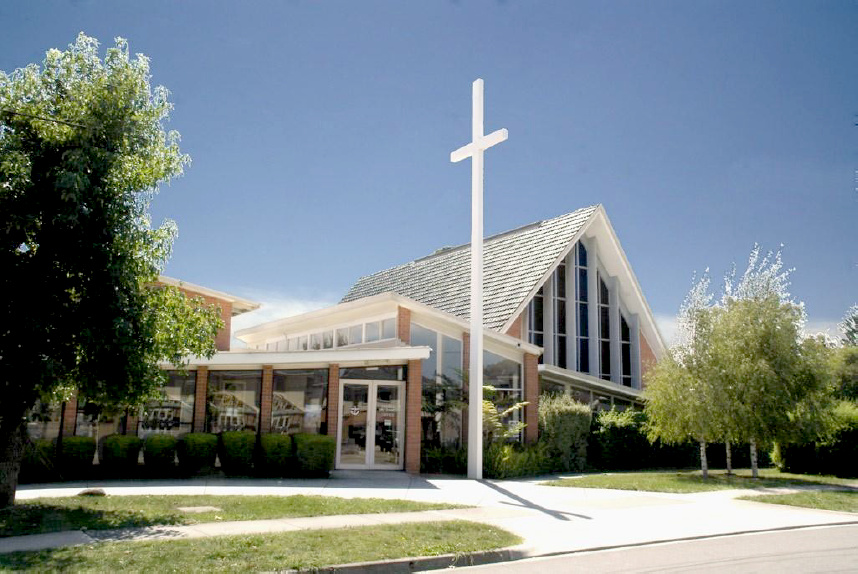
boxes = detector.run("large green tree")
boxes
[0,35,221,506]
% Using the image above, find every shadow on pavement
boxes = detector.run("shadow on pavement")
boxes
[479,480,592,521]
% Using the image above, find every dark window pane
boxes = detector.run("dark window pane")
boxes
[340,366,405,381]
[600,306,610,339]
[534,333,543,347]
[556,299,566,335]
[533,295,544,332]
[622,343,632,377]
[578,303,588,337]
[557,336,567,369]
[601,341,611,378]
[577,242,588,267]
[557,263,566,296]
[579,339,589,372]
[578,269,588,302]
[600,278,609,304]
[621,316,630,342]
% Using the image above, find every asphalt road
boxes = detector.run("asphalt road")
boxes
[455,524,858,573]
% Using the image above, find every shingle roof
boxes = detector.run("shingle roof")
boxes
[341,205,598,331]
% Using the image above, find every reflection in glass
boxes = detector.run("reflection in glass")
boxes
[340,384,369,465]
[139,371,196,439]
[374,385,400,466]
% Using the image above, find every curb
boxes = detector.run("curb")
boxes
[285,547,530,573]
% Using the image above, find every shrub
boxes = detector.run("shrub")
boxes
[293,434,335,477]
[177,433,218,474]
[421,445,467,475]
[58,436,96,479]
[99,434,143,474]
[538,394,591,472]
[483,442,550,479]
[19,438,58,484]
[589,409,697,471]
[774,401,858,478]
[218,431,257,476]
[258,434,293,477]
[143,434,178,474]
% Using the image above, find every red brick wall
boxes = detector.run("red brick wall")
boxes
[405,359,422,474]
[640,333,657,387]
[193,367,208,432]
[461,331,470,444]
[397,306,411,344]
[523,353,539,444]
[505,314,522,339]
[61,393,78,437]
[177,288,233,352]
[326,365,340,438]
[260,366,273,434]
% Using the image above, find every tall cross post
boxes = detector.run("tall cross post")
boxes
[450,79,508,480]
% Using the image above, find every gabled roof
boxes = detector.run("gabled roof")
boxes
[341,206,599,331]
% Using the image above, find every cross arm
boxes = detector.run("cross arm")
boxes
[450,128,509,163]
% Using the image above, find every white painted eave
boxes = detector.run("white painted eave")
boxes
[162,345,431,370]
[539,363,643,400]
[158,276,260,315]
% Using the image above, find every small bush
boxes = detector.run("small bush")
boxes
[421,445,467,475]
[293,434,335,477]
[218,431,256,476]
[589,409,698,471]
[258,434,293,477]
[143,434,178,474]
[58,436,96,479]
[774,401,858,478]
[19,438,58,484]
[483,442,550,479]
[100,434,143,474]
[177,433,218,474]
[538,394,591,472]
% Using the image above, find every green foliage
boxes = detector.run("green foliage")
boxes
[58,437,96,478]
[0,34,222,505]
[293,434,335,477]
[18,439,57,484]
[258,434,293,477]
[482,442,550,479]
[176,433,217,474]
[99,434,142,473]
[217,431,256,476]
[840,304,858,347]
[773,401,858,478]
[589,409,698,471]
[537,394,591,472]
[420,445,467,475]
[830,346,858,401]
[482,385,527,444]
[142,434,177,473]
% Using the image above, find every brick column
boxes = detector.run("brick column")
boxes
[405,359,422,474]
[461,331,470,445]
[327,364,340,438]
[193,367,208,433]
[124,412,139,436]
[523,353,539,444]
[61,392,78,437]
[260,365,273,434]
[397,306,411,344]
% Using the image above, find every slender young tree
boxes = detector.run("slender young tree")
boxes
[840,305,858,347]
[0,35,222,507]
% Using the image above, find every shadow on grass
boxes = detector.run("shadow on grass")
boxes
[0,503,182,538]
[0,546,90,572]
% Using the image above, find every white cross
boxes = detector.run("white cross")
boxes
[450,78,507,480]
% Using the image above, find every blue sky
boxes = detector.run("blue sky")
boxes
[2,1,855,342]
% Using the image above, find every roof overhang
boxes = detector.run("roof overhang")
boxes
[162,345,432,370]
[158,276,260,316]
[539,363,643,401]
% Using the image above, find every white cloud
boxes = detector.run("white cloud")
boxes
[654,313,679,347]
[229,290,338,348]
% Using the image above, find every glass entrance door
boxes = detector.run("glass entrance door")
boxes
[337,381,404,469]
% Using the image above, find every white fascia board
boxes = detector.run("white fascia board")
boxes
[162,345,432,370]
[540,364,643,401]
[158,276,260,315]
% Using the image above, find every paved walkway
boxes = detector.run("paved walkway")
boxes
[5,471,858,562]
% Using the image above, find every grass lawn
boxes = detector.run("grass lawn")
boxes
[544,469,858,494]
[0,495,464,538]
[0,521,520,572]
[739,490,858,513]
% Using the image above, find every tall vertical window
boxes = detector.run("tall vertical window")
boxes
[575,242,590,373]
[554,262,567,369]
[139,371,196,438]
[206,370,262,433]
[528,287,545,362]
[272,369,328,435]
[411,323,463,448]
[598,275,611,381]
[621,315,632,387]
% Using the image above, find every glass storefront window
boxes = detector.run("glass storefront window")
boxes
[139,371,196,439]
[206,370,262,433]
[74,399,121,439]
[339,366,405,381]
[26,400,62,440]
[272,369,328,435]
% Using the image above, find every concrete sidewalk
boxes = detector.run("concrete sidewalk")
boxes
[5,472,858,563]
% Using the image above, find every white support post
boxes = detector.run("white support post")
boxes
[451,79,508,480]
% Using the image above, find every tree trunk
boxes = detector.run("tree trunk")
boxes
[0,418,27,508]
[699,441,708,479]
[725,441,733,476]
[750,439,759,479]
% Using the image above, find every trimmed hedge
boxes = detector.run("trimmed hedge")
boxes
[589,409,698,471]
[177,433,218,474]
[538,394,591,472]
[143,434,178,474]
[100,434,143,474]
[421,445,467,475]
[293,434,335,477]
[218,431,256,476]
[773,401,858,478]
[258,434,293,477]
[58,436,96,478]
